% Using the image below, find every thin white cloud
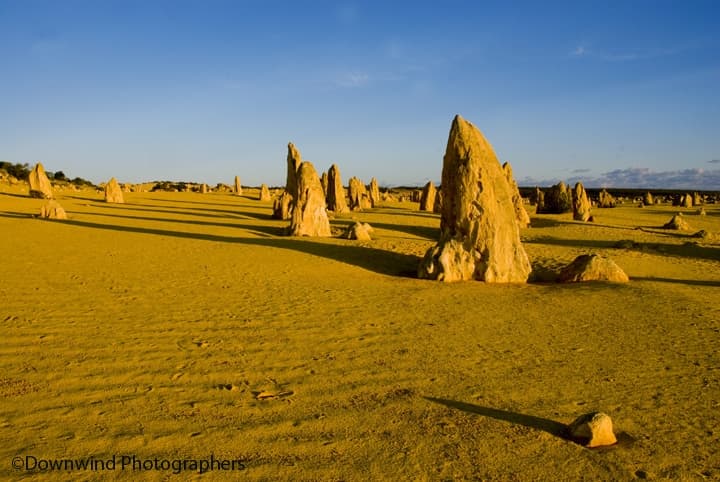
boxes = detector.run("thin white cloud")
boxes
[519,167,720,190]
[335,72,369,88]
[569,44,681,62]
[571,45,587,57]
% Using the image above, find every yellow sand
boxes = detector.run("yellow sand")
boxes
[1,184,719,481]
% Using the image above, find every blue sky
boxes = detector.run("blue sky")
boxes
[1,0,719,188]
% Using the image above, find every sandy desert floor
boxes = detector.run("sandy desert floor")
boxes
[1,184,719,481]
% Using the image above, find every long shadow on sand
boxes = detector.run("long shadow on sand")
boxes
[1,212,419,277]
[527,236,720,262]
[424,397,569,440]
[632,277,720,287]
[83,202,271,221]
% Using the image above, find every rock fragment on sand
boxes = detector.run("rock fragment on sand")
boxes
[289,162,331,237]
[418,115,531,282]
[503,162,530,227]
[568,412,617,448]
[104,177,125,204]
[28,163,54,199]
[663,214,691,231]
[558,254,629,283]
[39,201,67,220]
[343,222,373,241]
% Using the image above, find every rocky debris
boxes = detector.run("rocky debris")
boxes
[663,213,691,230]
[419,181,436,211]
[104,177,125,204]
[598,189,616,208]
[28,163,54,199]
[567,412,617,448]
[418,115,532,283]
[343,222,373,241]
[326,164,349,213]
[259,183,272,202]
[39,200,67,220]
[369,177,380,207]
[557,254,629,283]
[571,182,592,222]
[348,177,371,211]
[289,162,331,237]
[644,192,654,206]
[502,162,530,227]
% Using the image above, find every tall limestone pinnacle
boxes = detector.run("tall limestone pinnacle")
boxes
[418,115,532,282]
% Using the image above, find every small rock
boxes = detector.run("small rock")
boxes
[568,412,617,448]
[663,214,691,231]
[558,254,629,283]
[344,222,373,241]
[39,201,68,220]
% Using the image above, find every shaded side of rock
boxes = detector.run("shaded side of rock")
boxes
[538,182,571,214]
[503,162,530,227]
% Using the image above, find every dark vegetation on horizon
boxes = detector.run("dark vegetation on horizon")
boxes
[0,161,96,188]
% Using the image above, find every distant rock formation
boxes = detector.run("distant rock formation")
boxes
[348,177,371,211]
[259,183,271,202]
[419,181,436,211]
[571,182,591,222]
[537,182,572,214]
[28,163,54,199]
[503,162,530,227]
[598,189,616,208]
[418,115,531,282]
[104,177,125,204]
[343,222,373,241]
[272,143,303,219]
[558,254,629,282]
[369,177,380,207]
[663,213,691,230]
[643,192,654,206]
[534,187,545,213]
[39,200,67,220]
[693,192,703,206]
[326,164,349,213]
[289,162,331,237]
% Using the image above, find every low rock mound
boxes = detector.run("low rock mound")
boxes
[663,214,691,231]
[558,254,629,283]
[343,222,373,241]
[567,412,617,448]
[39,201,68,220]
